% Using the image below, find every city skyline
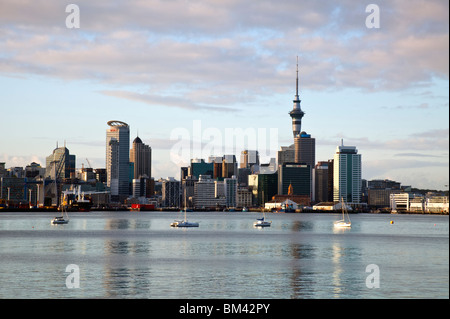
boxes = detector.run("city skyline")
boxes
[0,0,448,190]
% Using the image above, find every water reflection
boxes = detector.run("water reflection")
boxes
[290,220,314,232]
[105,218,151,230]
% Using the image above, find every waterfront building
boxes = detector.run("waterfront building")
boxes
[224,176,237,208]
[426,196,449,213]
[278,163,311,198]
[333,142,362,203]
[236,188,252,208]
[162,177,180,208]
[194,175,217,209]
[106,120,130,202]
[367,179,402,207]
[314,161,329,203]
[181,175,197,208]
[130,136,152,180]
[45,144,76,180]
[248,171,278,207]
[390,193,411,212]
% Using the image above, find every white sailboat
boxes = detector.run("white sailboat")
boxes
[254,211,271,227]
[51,195,69,225]
[334,197,351,228]
[170,208,199,227]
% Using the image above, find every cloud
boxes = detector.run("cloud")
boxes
[394,153,443,158]
[0,0,447,102]
[98,90,239,113]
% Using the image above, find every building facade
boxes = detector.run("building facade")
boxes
[45,145,76,180]
[278,163,311,197]
[162,178,180,208]
[130,136,152,180]
[106,120,130,202]
[333,143,362,203]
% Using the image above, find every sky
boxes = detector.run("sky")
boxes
[0,0,448,190]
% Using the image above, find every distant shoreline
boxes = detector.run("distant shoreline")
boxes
[0,207,448,215]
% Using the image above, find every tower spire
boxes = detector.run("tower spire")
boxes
[289,56,305,138]
[296,56,299,97]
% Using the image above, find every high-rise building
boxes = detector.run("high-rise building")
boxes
[289,57,305,138]
[277,145,295,166]
[278,163,311,197]
[314,161,329,203]
[162,177,180,208]
[222,155,237,179]
[189,159,214,179]
[294,132,315,167]
[224,176,237,208]
[333,142,362,203]
[194,175,216,209]
[239,150,260,169]
[45,144,76,180]
[130,136,152,179]
[248,171,278,206]
[106,120,130,202]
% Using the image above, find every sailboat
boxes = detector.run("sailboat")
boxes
[334,197,351,228]
[170,207,199,227]
[51,195,69,225]
[254,211,272,227]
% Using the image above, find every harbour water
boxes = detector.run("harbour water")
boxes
[0,211,448,299]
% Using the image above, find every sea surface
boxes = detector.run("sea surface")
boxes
[0,211,448,299]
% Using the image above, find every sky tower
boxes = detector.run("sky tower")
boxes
[289,56,305,138]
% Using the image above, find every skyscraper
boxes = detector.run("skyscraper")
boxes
[278,163,311,197]
[239,150,260,169]
[289,56,305,138]
[294,131,315,167]
[130,136,152,179]
[106,120,130,202]
[45,144,76,180]
[333,142,362,203]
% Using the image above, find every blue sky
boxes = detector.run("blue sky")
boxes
[0,0,448,190]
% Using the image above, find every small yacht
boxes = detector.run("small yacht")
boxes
[334,197,351,228]
[51,216,69,224]
[51,195,70,225]
[170,220,199,228]
[254,212,271,227]
[171,209,199,228]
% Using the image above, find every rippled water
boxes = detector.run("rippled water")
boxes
[0,211,448,299]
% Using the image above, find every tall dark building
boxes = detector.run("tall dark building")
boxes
[278,163,311,197]
[294,132,315,167]
[314,161,329,203]
[130,136,152,179]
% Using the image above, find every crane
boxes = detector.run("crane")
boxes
[86,158,92,169]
